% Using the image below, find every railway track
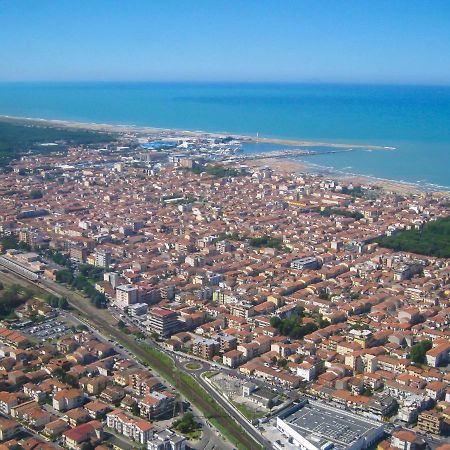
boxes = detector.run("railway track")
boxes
[0,269,262,450]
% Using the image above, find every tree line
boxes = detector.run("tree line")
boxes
[376,217,450,258]
[0,284,33,319]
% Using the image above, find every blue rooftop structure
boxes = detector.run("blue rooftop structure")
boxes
[141,140,178,150]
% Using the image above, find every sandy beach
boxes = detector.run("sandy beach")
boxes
[1,115,445,196]
[247,158,443,196]
[0,115,388,151]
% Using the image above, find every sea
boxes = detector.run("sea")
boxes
[0,82,449,190]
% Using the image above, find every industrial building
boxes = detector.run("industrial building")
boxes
[276,400,384,450]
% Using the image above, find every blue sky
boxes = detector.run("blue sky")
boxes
[1,0,450,84]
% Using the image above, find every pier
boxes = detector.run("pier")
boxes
[226,147,383,162]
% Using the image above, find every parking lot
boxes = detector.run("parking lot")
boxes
[22,316,70,341]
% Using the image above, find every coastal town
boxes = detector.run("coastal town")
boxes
[0,128,449,450]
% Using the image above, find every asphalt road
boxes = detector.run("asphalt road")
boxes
[0,270,266,450]
[178,359,273,450]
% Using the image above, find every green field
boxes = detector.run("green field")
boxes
[376,217,450,258]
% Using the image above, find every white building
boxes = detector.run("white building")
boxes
[296,362,316,382]
[147,430,186,450]
[128,303,148,317]
[276,400,384,450]
[95,249,112,268]
[115,284,138,309]
[106,410,154,444]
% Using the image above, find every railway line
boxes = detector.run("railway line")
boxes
[0,267,264,450]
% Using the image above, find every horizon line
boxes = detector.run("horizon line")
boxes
[0,80,450,88]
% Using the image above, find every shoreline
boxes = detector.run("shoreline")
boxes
[0,114,388,150]
[1,114,447,195]
[247,158,449,195]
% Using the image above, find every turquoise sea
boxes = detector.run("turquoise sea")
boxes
[0,83,449,189]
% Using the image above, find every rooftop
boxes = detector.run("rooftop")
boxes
[150,307,177,317]
[279,401,383,450]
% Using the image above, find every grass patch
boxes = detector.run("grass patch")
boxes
[232,401,266,421]
[185,362,201,370]
[137,343,261,450]
[203,371,219,379]
[184,429,202,440]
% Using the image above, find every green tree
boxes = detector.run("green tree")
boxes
[56,269,74,284]
[270,316,281,329]
[81,442,95,450]
[29,189,43,199]
[53,367,78,387]
[132,403,141,417]
[319,207,363,220]
[376,217,450,258]
[410,340,432,364]
[249,235,284,250]
[173,412,200,434]
[79,264,104,281]
[362,386,373,397]
[0,235,31,252]
[0,284,29,319]
[58,297,69,309]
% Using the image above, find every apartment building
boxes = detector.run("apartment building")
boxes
[53,389,84,412]
[62,420,103,450]
[417,410,443,435]
[95,249,112,268]
[0,418,20,442]
[0,392,19,415]
[426,342,450,368]
[192,337,219,360]
[106,409,154,444]
[147,429,187,450]
[115,284,138,309]
[138,391,176,420]
[146,307,180,337]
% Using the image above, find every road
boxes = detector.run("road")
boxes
[113,306,272,450]
[0,270,266,450]
[176,359,273,450]
[60,310,230,450]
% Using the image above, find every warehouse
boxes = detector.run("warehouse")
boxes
[276,400,384,450]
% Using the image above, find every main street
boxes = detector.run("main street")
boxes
[0,269,268,450]
[173,358,273,450]
[111,300,272,449]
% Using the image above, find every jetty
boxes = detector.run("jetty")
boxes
[226,146,392,162]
